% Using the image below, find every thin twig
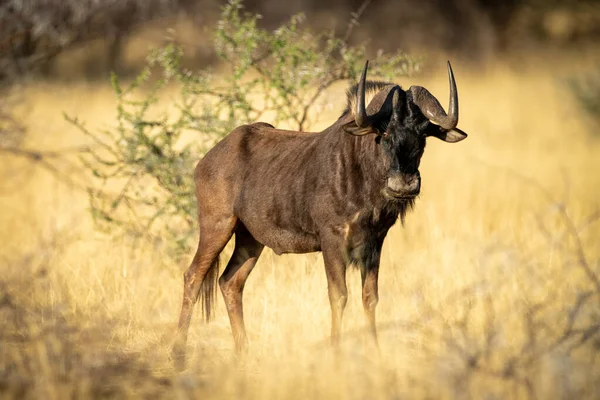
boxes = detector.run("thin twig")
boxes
[472,158,600,294]
[343,0,373,45]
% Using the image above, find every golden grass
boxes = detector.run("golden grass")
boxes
[1,55,600,399]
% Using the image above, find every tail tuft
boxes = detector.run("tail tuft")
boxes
[199,258,219,322]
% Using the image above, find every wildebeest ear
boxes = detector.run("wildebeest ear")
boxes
[428,127,467,143]
[342,121,380,136]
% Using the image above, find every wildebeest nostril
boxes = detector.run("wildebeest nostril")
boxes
[386,175,405,193]
[411,178,421,193]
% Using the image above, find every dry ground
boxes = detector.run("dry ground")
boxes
[1,53,599,399]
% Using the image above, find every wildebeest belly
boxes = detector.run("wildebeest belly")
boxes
[239,217,321,255]
[234,185,321,254]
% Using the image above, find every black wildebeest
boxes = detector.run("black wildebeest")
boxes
[173,60,468,362]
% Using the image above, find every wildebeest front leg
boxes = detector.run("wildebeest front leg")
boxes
[321,234,348,348]
[361,263,380,345]
[219,223,264,354]
[360,240,382,347]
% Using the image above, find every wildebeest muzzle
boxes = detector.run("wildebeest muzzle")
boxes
[385,172,421,199]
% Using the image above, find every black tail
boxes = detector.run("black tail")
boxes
[199,257,220,322]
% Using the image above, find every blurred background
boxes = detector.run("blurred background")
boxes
[1,1,600,399]
[2,0,600,82]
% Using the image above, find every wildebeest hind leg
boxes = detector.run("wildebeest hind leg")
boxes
[219,223,264,354]
[173,215,237,369]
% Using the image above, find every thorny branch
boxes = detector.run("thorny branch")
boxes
[0,95,97,192]
[0,145,93,192]
[474,158,600,294]
[343,0,373,44]
[433,160,600,397]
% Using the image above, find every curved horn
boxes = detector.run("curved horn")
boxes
[409,61,459,130]
[446,61,458,125]
[355,60,370,128]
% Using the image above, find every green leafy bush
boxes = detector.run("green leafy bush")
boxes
[67,0,420,257]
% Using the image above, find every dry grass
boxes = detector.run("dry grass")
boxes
[1,55,600,399]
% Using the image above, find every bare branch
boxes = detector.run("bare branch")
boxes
[343,0,373,45]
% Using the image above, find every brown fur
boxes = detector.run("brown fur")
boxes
[172,67,467,368]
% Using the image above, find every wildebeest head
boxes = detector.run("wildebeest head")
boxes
[342,61,468,200]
